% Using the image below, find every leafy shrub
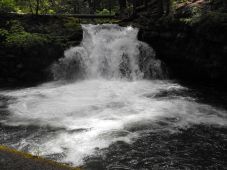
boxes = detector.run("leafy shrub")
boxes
[179,6,202,25]
[63,17,80,31]
[97,8,113,15]
[5,32,49,48]
[9,20,25,33]
[4,20,49,48]
[0,28,9,42]
[0,0,15,13]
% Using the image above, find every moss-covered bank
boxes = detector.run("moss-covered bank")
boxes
[0,14,84,87]
[0,145,80,170]
[0,13,120,88]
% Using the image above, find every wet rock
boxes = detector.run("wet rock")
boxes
[176,32,187,39]
[143,31,159,39]
[107,164,131,170]
[16,64,24,69]
[223,46,227,54]
[138,13,227,86]
[6,78,16,83]
[159,32,173,39]
[84,159,105,170]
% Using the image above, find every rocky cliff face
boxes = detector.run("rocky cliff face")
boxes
[0,14,83,87]
[133,1,227,86]
[138,14,227,85]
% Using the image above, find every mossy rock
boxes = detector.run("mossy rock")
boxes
[0,145,81,170]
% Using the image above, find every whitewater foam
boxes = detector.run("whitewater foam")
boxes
[1,80,227,165]
[52,24,164,81]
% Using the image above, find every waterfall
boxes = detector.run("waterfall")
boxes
[1,24,227,167]
[51,24,165,81]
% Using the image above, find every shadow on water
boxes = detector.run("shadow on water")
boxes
[178,80,227,110]
[82,81,227,170]
[145,79,227,111]
[83,124,227,170]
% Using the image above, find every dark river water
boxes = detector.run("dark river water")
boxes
[0,80,227,170]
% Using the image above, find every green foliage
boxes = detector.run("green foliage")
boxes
[5,32,48,47]
[9,20,25,33]
[0,0,120,15]
[48,9,55,14]
[4,20,49,48]
[0,28,9,41]
[63,17,80,31]
[16,0,53,14]
[0,0,16,13]
[97,8,111,15]
[179,6,202,25]
[191,6,202,16]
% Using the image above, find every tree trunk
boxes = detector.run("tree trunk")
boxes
[35,0,40,15]
[87,0,93,14]
[144,0,148,9]
[162,0,173,16]
[73,1,80,14]
[108,0,112,14]
[28,0,34,14]
[118,0,127,17]
[223,0,227,11]
[132,0,137,14]
[93,0,96,14]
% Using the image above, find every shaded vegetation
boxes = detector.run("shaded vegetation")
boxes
[133,0,227,86]
[0,14,82,87]
[0,12,121,87]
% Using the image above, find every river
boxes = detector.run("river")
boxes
[0,24,227,169]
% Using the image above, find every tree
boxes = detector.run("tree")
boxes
[1,0,133,15]
[15,0,46,14]
[132,0,136,14]
[97,0,117,15]
[0,0,16,13]
[35,0,40,15]
[162,0,173,16]
[118,0,126,17]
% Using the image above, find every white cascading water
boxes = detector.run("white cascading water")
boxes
[51,24,165,81]
[0,25,227,166]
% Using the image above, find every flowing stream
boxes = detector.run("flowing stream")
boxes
[0,24,227,169]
